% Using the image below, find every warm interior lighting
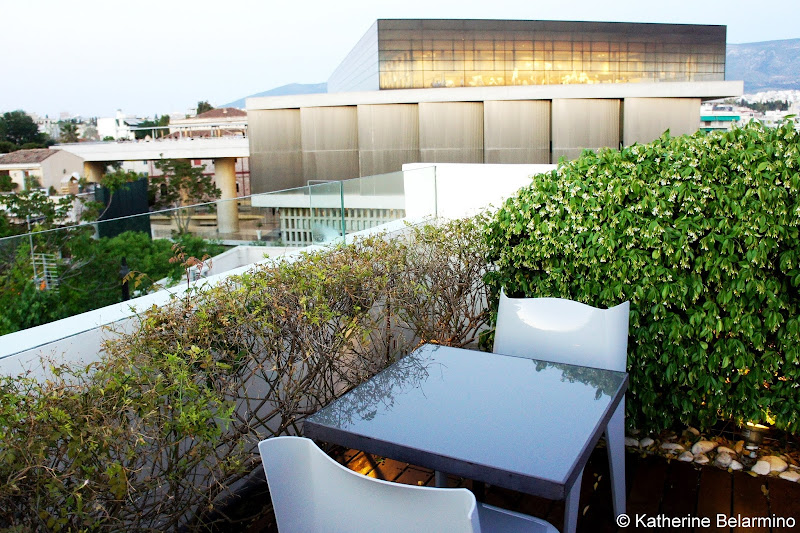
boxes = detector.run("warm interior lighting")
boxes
[376,30,723,91]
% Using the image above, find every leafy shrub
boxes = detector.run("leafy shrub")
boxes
[394,217,491,347]
[0,345,238,531]
[0,219,490,529]
[110,219,491,452]
[484,120,800,434]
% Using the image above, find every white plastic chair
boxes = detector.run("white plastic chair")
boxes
[258,436,558,533]
[493,289,629,532]
[493,291,629,372]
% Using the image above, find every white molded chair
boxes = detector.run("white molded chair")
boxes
[493,289,630,530]
[493,291,629,373]
[258,436,558,533]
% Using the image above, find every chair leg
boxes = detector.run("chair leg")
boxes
[605,395,626,518]
[563,467,583,533]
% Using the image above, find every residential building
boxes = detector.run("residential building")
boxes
[32,114,60,140]
[0,148,84,193]
[699,103,744,132]
[168,107,247,139]
[97,110,141,141]
[759,109,798,128]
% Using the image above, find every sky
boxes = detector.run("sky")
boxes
[1,0,797,119]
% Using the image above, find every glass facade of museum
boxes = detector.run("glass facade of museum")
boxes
[328,20,726,93]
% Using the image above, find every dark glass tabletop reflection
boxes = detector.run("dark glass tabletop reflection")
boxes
[306,344,627,487]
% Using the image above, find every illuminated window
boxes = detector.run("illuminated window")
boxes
[367,21,724,91]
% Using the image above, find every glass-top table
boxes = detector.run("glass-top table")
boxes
[304,344,628,532]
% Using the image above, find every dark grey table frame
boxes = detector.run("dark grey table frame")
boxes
[304,344,628,533]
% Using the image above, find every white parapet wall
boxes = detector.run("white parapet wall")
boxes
[203,245,293,278]
[403,163,555,219]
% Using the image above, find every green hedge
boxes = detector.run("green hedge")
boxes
[484,120,800,434]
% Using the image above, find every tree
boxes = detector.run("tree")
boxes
[149,159,220,234]
[59,122,79,143]
[2,188,74,230]
[0,111,46,146]
[79,169,142,221]
[0,173,17,192]
[0,230,226,334]
[738,99,790,113]
[0,210,12,238]
[81,125,99,141]
[0,174,25,237]
[196,101,214,115]
[19,142,50,150]
[135,119,158,140]
[134,116,170,140]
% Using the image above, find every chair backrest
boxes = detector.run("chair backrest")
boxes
[493,290,629,372]
[259,436,479,533]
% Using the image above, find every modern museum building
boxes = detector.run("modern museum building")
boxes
[247,19,742,193]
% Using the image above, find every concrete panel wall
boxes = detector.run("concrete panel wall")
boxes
[248,109,303,191]
[623,98,701,146]
[484,101,550,164]
[301,106,360,181]
[247,89,717,194]
[419,102,484,163]
[551,99,620,163]
[357,104,420,176]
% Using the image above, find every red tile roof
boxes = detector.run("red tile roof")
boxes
[195,107,246,119]
[0,148,57,165]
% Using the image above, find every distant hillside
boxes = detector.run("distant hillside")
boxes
[727,38,800,93]
[222,83,327,108]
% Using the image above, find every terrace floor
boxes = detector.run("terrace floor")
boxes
[219,444,800,532]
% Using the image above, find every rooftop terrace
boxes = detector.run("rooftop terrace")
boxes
[2,119,800,530]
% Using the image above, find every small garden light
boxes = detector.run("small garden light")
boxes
[741,422,770,445]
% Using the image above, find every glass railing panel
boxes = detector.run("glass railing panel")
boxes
[250,185,318,247]
[148,197,283,245]
[233,197,282,245]
[308,181,345,245]
[341,171,406,235]
[247,168,440,246]
[1,167,442,332]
